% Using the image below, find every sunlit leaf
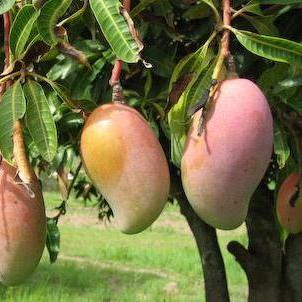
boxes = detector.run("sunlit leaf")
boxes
[230,28,302,67]
[0,0,15,14]
[89,0,142,63]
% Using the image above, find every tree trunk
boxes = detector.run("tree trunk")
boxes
[171,169,230,302]
[283,233,302,302]
[228,183,283,302]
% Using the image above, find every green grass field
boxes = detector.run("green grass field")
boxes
[0,192,248,302]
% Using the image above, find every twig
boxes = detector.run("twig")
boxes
[222,0,231,58]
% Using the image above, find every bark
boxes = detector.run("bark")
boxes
[228,183,283,302]
[283,233,302,302]
[171,169,230,302]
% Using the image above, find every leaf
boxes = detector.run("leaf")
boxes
[238,0,264,16]
[230,28,302,67]
[10,5,40,59]
[168,47,214,167]
[131,0,160,17]
[24,80,58,162]
[46,218,60,263]
[274,123,290,169]
[37,0,73,45]
[89,0,142,63]
[0,81,26,162]
[243,15,278,36]
[0,0,15,14]
[199,0,220,22]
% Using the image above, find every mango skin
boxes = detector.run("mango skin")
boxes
[277,173,302,234]
[0,160,46,286]
[181,79,273,230]
[80,102,170,234]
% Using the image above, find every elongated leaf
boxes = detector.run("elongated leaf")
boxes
[239,0,263,16]
[37,0,72,45]
[168,46,214,167]
[243,15,278,36]
[200,0,220,21]
[89,0,142,63]
[230,28,302,67]
[0,0,15,14]
[24,80,58,162]
[274,123,290,168]
[0,81,26,162]
[10,5,40,59]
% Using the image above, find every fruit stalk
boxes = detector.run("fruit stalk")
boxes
[109,0,131,89]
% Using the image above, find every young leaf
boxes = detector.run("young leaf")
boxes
[230,28,302,68]
[10,5,40,59]
[89,0,142,63]
[0,0,15,14]
[274,122,290,169]
[0,81,26,162]
[37,0,73,45]
[24,80,58,162]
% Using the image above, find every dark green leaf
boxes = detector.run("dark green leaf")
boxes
[46,218,60,263]
[37,0,73,45]
[24,80,58,162]
[0,81,26,162]
[10,5,40,59]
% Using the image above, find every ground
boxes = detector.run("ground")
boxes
[0,192,248,302]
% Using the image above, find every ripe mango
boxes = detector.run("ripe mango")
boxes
[80,102,170,234]
[181,79,273,230]
[277,173,302,234]
[0,160,46,286]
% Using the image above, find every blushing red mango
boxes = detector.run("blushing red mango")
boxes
[277,173,302,234]
[0,160,46,286]
[80,102,170,234]
[182,79,273,230]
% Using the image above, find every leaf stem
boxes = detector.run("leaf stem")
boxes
[222,0,231,58]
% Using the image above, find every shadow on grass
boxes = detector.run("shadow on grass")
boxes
[0,258,166,301]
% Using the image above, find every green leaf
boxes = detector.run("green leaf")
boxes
[274,123,290,169]
[37,0,73,45]
[243,15,278,36]
[10,5,40,59]
[199,0,220,22]
[89,0,142,63]
[238,0,264,16]
[230,28,302,67]
[168,46,214,167]
[131,0,160,17]
[0,0,15,14]
[24,80,58,162]
[46,218,60,263]
[0,81,26,162]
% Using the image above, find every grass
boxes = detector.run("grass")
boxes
[0,192,248,302]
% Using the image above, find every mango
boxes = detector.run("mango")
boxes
[0,160,46,286]
[277,173,302,234]
[181,79,273,230]
[80,102,170,234]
